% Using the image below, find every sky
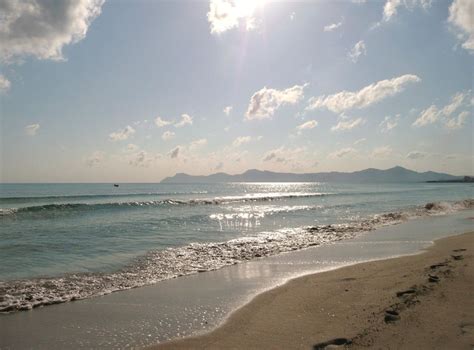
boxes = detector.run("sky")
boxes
[0,0,473,182]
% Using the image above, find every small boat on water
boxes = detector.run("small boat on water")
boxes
[114,184,119,187]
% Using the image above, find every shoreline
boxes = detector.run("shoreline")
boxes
[1,212,472,349]
[153,231,474,349]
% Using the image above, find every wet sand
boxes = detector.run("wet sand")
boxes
[153,231,474,349]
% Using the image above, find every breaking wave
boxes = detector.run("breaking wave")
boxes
[0,192,331,216]
[0,199,472,313]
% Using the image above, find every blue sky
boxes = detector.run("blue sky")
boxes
[0,0,472,182]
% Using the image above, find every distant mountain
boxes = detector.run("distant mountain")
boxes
[160,166,463,184]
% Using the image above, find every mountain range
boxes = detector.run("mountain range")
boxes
[160,166,463,184]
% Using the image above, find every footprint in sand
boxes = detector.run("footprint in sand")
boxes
[384,309,400,323]
[428,274,440,283]
[313,338,352,349]
[451,254,464,260]
[396,288,416,298]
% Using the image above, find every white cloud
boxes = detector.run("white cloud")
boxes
[232,136,252,147]
[348,40,366,63]
[445,111,469,130]
[296,120,318,132]
[324,21,342,32]
[412,105,438,127]
[382,0,432,22]
[223,106,232,116]
[379,115,399,132]
[246,84,307,120]
[162,131,175,141]
[371,146,393,158]
[353,138,367,145]
[0,74,11,92]
[382,0,402,21]
[155,116,172,128]
[413,91,471,128]
[207,0,260,34]
[406,150,427,159]
[174,113,193,128]
[0,0,104,63]
[25,123,40,136]
[85,150,105,167]
[109,126,135,141]
[262,147,306,166]
[441,91,468,116]
[307,74,421,114]
[129,150,154,167]
[189,138,208,150]
[168,146,180,159]
[328,147,357,159]
[331,118,364,131]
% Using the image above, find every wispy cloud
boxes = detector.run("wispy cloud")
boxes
[25,123,40,136]
[232,136,252,147]
[189,138,208,150]
[445,111,469,130]
[155,116,173,128]
[406,150,427,159]
[328,147,357,159]
[324,21,343,32]
[382,0,432,22]
[162,131,175,141]
[348,40,366,63]
[262,147,306,168]
[0,74,11,93]
[246,84,308,120]
[379,115,399,132]
[331,118,364,131]
[371,146,393,158]
[353,138,367,145]
[296,120,318,133]
[174,114,193,128]
[413,91,471,128]
[223,106,232,116]
[307,74,421,114]
[109,126,135,141]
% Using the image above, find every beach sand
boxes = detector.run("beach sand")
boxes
[152,231,474,349]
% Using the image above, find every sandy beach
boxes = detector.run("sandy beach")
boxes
[153,231,474,350]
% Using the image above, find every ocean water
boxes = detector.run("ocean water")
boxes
[0,182,472,312]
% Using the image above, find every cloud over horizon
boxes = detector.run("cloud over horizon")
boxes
[246,84,307,120]
[307,74,421,114]
[413,90,471,128]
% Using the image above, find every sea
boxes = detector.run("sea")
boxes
[0,182,473,313]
